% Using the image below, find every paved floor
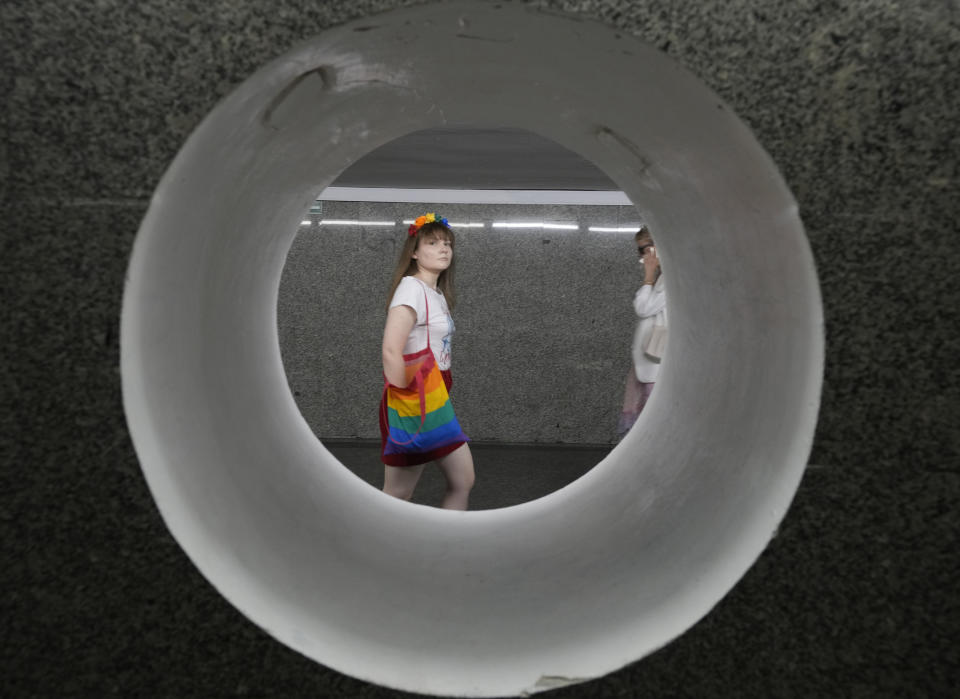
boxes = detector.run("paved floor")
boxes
[325,439,612,510]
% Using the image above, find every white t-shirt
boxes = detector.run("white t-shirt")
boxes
[630,276,667,383]
[389,276,455,370]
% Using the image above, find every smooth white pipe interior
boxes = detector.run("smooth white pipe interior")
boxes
[121,3,823,696]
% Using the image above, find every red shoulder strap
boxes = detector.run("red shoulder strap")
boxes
[412,278,431,347]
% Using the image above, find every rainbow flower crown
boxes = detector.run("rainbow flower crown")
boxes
[408,213,449,236]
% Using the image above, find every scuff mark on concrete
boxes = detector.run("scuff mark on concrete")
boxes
[527,4,586,24]
[521,674,589,695]
[263,67,335,129]
[595,125,662,191]
[262,63,415,130]
[455,32,515,43]
[425,102,448,125]
[596,125,648,167]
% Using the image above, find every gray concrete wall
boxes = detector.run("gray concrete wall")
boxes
[279,200,643,442]
[4,1,957,697]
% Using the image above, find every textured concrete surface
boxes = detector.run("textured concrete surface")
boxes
[2,0,958,696]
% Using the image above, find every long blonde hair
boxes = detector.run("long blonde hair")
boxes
[385,221,457,311]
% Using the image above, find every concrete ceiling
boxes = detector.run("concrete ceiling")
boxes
[331,127,620,191]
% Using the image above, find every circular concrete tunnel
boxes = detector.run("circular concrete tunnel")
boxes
[121,3,823,696]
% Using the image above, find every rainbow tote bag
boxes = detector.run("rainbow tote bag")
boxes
[381,282,469,457]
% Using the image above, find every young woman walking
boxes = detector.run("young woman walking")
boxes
[379,214,475,509]
[617,226,667,439]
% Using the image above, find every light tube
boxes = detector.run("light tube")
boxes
[319,220,395,226]
[491,222,579,230]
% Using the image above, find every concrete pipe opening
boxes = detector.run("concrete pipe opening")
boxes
[121,2,823,697]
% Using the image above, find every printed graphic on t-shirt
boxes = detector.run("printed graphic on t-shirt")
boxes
[439,314,454,368]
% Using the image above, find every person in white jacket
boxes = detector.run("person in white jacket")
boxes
[617,226,667,440]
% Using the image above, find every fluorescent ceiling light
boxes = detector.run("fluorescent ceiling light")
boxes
[318,187,632,206]
[300,220,311,225]
[588,225,642,232]
[319,220,395,226]
[492,222,579,230]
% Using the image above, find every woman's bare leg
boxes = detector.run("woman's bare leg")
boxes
[435,444,475,511]
[382,464,425,501]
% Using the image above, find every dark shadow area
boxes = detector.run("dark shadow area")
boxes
[325,440,610,510]
[332,126,620,190]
